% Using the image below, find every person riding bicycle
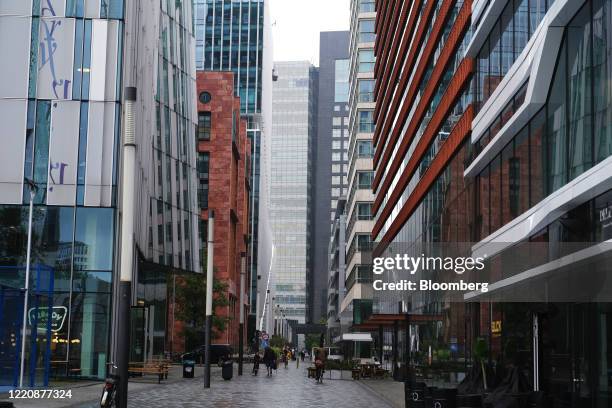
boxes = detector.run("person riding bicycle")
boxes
[263,347,277,376]
[252,352,261,376]
[313,347,326,383]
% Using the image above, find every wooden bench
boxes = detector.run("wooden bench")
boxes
[128,363,169,384]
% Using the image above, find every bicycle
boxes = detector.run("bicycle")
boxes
[314,360,324,384]
[100,364,120,408]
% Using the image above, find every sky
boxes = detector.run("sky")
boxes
[269,0,350,66]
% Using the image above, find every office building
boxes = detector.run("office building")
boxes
[190,71,251,351]
[370,0,612,405]
[193,0,273,338]
[312,31,350,323]
[0,0,200,385]
[327,198,347,341]
[339,0,376,335]
[270,61,317,328]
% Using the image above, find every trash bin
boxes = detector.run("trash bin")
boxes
[183,359,195,378]
[221,359,233,380]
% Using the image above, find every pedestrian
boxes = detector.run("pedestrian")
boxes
[263,347,277,376]
[300,350,305,362]
[252,353,261,376]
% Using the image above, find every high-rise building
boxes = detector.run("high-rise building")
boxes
[327,197,347,341]
[0,0,200,384]
[269,61,318,328]
[371,0,612,404]
[193,0,273,337]
[312,31,350,323]
[340,0,376,333]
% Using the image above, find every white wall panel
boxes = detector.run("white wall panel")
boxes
[89,20,108,101]
[0,16,31,98]
[0,0,33,15]
[40,0,66,17]
[37,17,74,100]
[0,99,27,204]
[84,102,115,207]
[104,20,119,101]
[84,102,104,206]
[84,0,100,18]
[47,101,80,205]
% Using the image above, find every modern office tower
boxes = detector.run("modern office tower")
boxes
[312,31,350,323]
[270,61,318,328]
[341,0,376,333]
[371,0,612,404]
[0,0,200,384]
[327,198,347,341]
[192,71,251,351]
[193,0,273,337]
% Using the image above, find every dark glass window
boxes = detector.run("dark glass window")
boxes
[197,111,211,140]
[198,153,210,209]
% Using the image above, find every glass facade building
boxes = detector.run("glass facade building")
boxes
[312,31,350,323]
[370,0,612,405]
[270,61,317,325]
[0,0,199,385]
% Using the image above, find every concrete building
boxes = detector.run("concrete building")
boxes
[0,0,200,384]
[312,31,350,323]
[327,198,347,341]
[340,0,376,333]
[190,71,251,350]
[269,61,317,331]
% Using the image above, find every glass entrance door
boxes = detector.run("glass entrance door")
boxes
[539,303,611,408]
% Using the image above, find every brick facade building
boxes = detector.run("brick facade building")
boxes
[196,71,251,350]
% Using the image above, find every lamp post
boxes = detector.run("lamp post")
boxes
[19,178,38,388]
[117,86,137,408]
[204,210,215,388]
[238,252,246,375]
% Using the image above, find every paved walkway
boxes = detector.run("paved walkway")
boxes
[2,364,393,408]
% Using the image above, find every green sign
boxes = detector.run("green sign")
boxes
[28,306,67,332]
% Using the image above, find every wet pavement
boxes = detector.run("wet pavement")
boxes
[40,363,393,408]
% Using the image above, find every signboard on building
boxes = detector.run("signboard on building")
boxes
[28,306,67,332]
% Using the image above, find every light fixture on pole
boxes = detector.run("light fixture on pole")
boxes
[117,86,137,408]
[204,210,215,388]
[238,252,246,376]
[19,177,38,388]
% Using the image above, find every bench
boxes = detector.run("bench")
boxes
[128,363,169,384]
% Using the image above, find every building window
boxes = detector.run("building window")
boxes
[334,59,350,103]
[358,79,375,103]
[357,140,373,158]
[357,171,374,189]
[359,0,375,13]
[198,153,210,208]
[358,19,375,43]
[197,111,211,140]
[358,49,375,73]
[358,110,374,133]
[333,117,342,126]
[199,91,212,104]
[356,202,373,220]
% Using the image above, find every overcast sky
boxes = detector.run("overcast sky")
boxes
[269,0,350,66]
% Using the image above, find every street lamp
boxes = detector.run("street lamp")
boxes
[19,177,38,388]
[204,210,215,388]
[238,252,246,376]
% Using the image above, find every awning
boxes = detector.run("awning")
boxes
[352,313,443,331]
[341,333,373,342]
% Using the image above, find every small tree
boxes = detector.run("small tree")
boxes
[174,272,230,349]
